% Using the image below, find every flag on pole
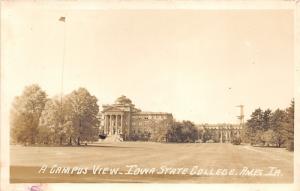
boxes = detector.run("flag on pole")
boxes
[59,16,66,22]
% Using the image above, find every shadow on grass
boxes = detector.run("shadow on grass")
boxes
[251,145,282,148]
[86,144,139,149]
[11,143,139,149]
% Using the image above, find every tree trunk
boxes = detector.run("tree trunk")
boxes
[69,137,72,145]
[60,137,63,145]
[31,135,35,145]
[77,137,80,146]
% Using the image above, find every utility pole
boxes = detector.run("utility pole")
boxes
[236,105,244,128]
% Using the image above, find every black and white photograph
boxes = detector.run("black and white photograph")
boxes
[1,1,299,191]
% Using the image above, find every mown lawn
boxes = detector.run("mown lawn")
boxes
[10,142,293,183]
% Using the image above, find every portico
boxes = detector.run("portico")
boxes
[104,113,124,135]
[100,95,173,142]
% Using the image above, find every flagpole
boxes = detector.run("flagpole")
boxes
[59,16,66,136]
[59,16,66,107]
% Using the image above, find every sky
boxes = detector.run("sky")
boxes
[2,6,294,124]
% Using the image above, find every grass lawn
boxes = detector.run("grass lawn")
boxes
[10,142,293,183]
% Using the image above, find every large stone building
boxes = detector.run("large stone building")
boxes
[100,95,173,142]
[196,123,242,143]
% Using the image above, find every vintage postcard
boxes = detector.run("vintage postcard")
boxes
[1,0,299,191]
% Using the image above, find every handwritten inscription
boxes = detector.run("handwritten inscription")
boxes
[38,164,283,177]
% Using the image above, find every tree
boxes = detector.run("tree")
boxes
[149,119,170,142]
[285,99,294,151]
[167,120,197,143]
[240,126,251,143]
[64,88,100,145]
[10,84,47,144]
[212,130,220,143]
[38,97,70,145]
[270,109,287,147]
[202,129,213,143]
[244,108,264,145]
[242,100,294,150]
[262,109,272,131]
[261,129,276,146]
[36,122,52,144]
[253,130,264,145]
[231,136,242,145]
[181,121,198,142]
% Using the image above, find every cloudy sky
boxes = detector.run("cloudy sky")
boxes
[2,4,294,124]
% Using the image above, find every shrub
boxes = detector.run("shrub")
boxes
[286,141,294,151]
[231,136,242,145]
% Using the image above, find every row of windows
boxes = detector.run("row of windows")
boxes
[132,121,171,126]
[132,122,143,126]
[132,115,168,120]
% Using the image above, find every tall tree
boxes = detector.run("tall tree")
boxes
[181,121,198,142]
[64,88,100,145]
[270,109,287,147]
[284,99,294,150]
[38,97,70,145]
[245,108,264,145]
[202,129,213,143]
[10,84,47,144]
[261,129,276,146]
[167,120,197,143]
[262,109,272,131]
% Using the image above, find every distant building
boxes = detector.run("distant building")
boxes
[100,95,173,142]
[196,123,242,143]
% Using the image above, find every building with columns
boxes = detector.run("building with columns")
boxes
[196,123,242,143]
[100,95,173,142]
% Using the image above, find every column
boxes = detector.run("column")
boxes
[106,115,109,134]
[107,115,109,135]
[109,115,112,135]
[120,115,123,134]
[116,115,118,134]
[220,129,223,143]
[104,115,107,134]
[104,115,106,134]
[113,115,115,134]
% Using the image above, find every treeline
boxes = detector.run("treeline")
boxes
[167,121,198,143]
[11,84,100,145]
[242,100,294,151]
